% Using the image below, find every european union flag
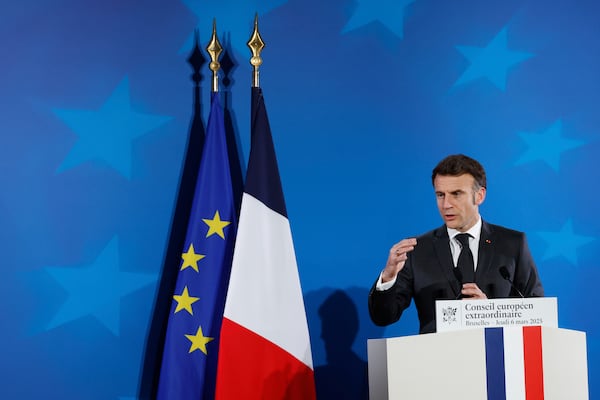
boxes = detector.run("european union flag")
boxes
[157,92,237,400]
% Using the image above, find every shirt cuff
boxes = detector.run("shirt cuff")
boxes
[376,271,397,291]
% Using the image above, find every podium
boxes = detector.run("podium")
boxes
[367,326,588,399]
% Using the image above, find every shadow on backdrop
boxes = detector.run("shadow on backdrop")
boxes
[305,287,385,399]
[138,31,207,400]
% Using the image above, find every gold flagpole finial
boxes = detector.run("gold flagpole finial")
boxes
[206,19,223,92]
[247,13,265,88]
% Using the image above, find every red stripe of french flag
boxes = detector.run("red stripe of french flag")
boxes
[523,326,544,400]
[217,318,315,399]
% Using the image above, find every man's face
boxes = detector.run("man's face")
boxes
[434,174,486,232]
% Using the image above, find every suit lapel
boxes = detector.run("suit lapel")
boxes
[475,220,495,284]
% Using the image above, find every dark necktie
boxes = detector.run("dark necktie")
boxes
[456,233,475,283]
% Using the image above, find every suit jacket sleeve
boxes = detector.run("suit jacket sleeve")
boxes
[368,258,414,327]
[515,232,544,297]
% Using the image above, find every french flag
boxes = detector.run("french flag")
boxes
[215,87,316,399]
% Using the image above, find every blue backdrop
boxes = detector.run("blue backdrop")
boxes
[2,0,598,398]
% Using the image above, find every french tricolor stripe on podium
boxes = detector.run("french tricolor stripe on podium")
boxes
[485,326,545,400]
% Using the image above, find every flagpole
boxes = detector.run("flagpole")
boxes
[206,19,223,93]
[247,13,265,88]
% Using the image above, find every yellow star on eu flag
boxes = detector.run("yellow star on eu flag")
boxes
[202,210,231,239]
[181,243,205,272]
[173,286,200,315]
[185,326,214,355]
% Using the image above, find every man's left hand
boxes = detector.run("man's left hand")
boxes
[461,283,488,299]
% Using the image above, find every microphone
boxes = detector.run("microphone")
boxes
[499,266,525,298]
[453,267,463,299]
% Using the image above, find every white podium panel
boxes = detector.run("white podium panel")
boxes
[367,326,588,400]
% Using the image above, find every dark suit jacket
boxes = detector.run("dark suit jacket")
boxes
[368,221,544,334]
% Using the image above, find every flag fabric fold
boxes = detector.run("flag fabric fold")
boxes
[215,87,316,399]
[157,92,237,400]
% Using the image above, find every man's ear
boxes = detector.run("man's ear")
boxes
[475,187,486,205]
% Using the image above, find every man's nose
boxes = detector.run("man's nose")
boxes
[443,196,453,208]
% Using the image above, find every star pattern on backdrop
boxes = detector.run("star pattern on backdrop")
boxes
[53,77,172,179]
[6,1,600,399]
[516,119,586,171]
[44,236,157,335]
[537,219,595,265]
[342,0,415,38]
[454,27,533,90]
[179,0,287,54]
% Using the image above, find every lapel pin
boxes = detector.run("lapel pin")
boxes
[485,239,491,244]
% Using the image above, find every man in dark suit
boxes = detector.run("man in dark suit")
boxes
[368,154,544,334]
